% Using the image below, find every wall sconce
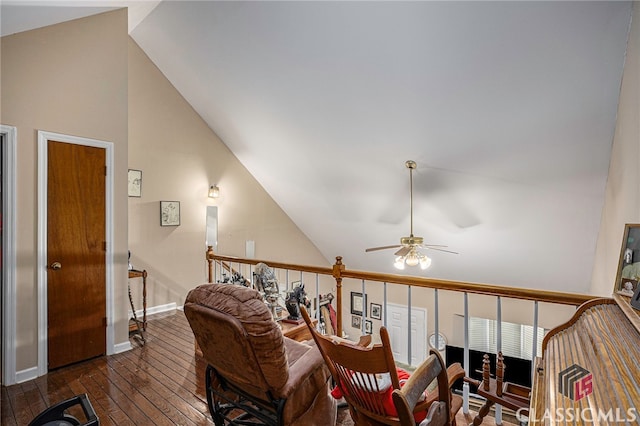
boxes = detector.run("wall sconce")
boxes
[208,184,220,199]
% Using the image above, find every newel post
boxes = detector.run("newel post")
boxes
[206,245,215,283]
[333,256,345,336]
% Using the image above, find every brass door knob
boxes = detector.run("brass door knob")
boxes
[49,262,62,270]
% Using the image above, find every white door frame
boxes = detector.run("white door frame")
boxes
[37,131,115,377]
[1,125,17,385]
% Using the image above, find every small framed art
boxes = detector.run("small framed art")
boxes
[351,315,361,329]
[364,320,372,335]
[128,169,142,197]
[160,201,180,226]
[370,303,382,320]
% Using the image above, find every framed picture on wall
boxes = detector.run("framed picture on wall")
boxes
[370,303,382,320]
[128,169,142,197]
[160,201,180,226]
[364,320,373,335]
[351,315,361,329]
[350,292,367,316]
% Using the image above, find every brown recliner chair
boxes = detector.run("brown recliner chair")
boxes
[184,283,337,426]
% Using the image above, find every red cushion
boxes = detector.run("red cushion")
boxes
[331,368,428,422]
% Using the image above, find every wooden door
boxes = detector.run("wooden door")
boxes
[47,141,106,370]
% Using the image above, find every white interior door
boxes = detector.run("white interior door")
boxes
[387,303,427,366]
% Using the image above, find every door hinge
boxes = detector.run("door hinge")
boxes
[103,241,107,251]
[103,317,107,327]
[104,166,107,176]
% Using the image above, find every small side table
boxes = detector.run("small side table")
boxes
[128,269,147,342]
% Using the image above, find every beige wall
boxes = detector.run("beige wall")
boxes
[591,2,640,296]
[1,10,129,370]
[127,39,331,309]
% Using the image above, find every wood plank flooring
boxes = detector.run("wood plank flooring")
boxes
[1,310,512,425]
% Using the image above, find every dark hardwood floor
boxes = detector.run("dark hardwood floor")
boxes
[2,311,210,425]
[1,310,511,425]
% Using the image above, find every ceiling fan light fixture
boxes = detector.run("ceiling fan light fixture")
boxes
[394,257,406,270]
[405,250,420,267]
[419,255,432,270]
[366,160,457,270]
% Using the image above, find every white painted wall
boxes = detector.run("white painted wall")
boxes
[592,3,640,296]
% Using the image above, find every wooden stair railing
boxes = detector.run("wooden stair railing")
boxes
[205,246,594,342]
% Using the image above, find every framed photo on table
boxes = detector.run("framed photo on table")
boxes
[619,278,638,297]
[350,292,367,316]
[615,224,640,293]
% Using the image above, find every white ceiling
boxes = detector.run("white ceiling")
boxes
[2,1,634,294]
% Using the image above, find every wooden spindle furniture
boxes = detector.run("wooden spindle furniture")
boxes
[464,352,530,426]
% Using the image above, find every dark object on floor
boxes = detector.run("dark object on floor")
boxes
[29,393,99,426]
[184,283,337,425]
[301,306,464,425]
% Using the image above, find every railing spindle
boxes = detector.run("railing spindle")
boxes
[463,292,470,414]
[333,257,344,337]
[361,279,367,334]
[495,296,503,424]
[316,273,320,331]
[532,300,539,384]
[383,282,388,328]
[407,285,412,366]
[434,288,439,352]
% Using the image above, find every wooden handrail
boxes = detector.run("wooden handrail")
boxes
[206,247,333,279]
[206,247,594,336]
[336,268,593,306]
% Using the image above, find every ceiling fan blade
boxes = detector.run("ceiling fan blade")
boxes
[422,244,448,248]
[394,246,412,256]
[365,244,402,253]
[425,247,459,255]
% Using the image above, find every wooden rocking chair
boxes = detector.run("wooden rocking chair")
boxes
[301,307,464,425]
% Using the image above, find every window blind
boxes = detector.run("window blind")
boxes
[458,315,545,359]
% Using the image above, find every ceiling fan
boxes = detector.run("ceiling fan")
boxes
[365,160,458,270]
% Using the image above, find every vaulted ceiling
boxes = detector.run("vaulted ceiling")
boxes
[2,1,634,294]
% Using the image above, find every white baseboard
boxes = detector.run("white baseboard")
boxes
[114,341,133,354]
[15,366,38,384]
[129,302,177,318]
[147,302,177,315]
[18,303,180,382]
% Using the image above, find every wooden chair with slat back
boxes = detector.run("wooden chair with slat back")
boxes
[301,307,464,425]
[392,350,452,426]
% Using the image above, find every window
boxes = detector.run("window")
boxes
[459,315,545,360]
